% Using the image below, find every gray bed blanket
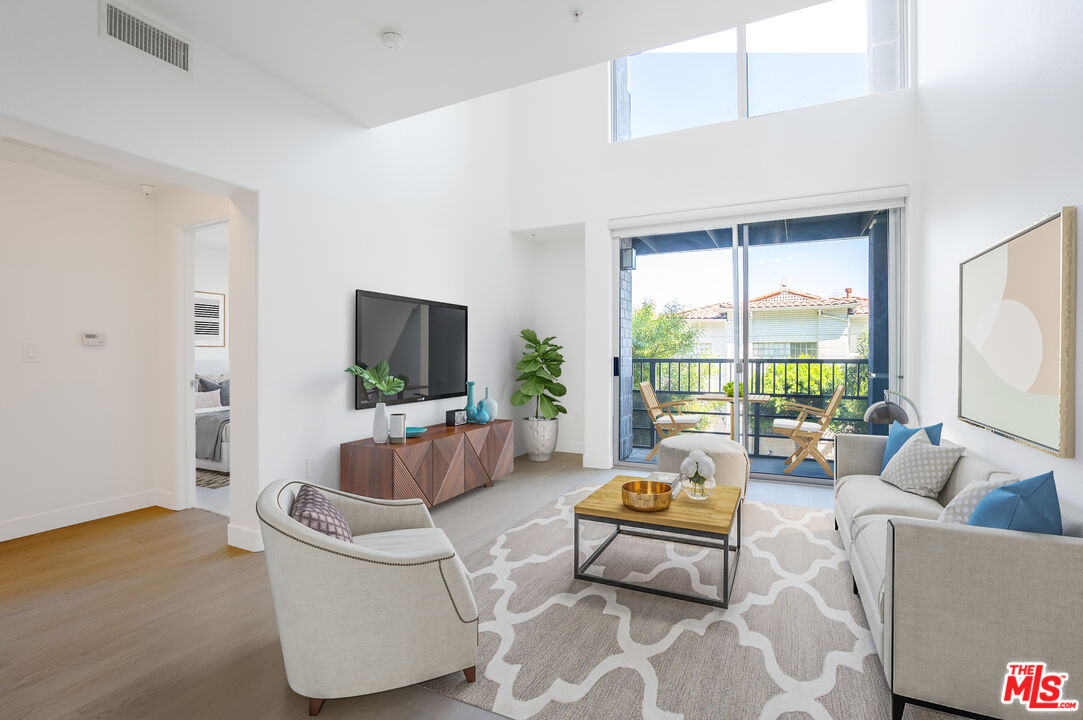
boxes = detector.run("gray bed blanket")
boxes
[195,410,230,461]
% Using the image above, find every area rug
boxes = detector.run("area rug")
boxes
[424,485,952,720]
[195,469,230,489]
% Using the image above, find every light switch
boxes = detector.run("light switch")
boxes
[22,343,40,363]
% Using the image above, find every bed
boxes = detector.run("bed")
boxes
[195,406,230,472]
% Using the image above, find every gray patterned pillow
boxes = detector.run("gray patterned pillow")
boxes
[938,475,1017,524]
[880,430,965,498]
[289,485,353,543]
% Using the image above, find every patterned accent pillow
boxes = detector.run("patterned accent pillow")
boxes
[289,485,353,543]
[195,389,222,409]
[938,475,1017,524]
[880,430,965,498]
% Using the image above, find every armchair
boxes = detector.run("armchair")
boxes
[639,381,702,460]
[771,384,845,474]
[256,480,478,716]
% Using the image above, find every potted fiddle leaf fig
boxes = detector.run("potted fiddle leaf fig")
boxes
[346,360,404,444]
[511,329,566,461]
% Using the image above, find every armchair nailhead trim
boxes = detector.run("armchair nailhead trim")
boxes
[439,559,480,624]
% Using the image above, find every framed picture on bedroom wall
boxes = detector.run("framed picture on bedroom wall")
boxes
[958,206,1077,457]
[194,291,226,348]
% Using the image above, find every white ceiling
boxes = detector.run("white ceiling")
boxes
[135,0,821,127]
[0,136,176,193]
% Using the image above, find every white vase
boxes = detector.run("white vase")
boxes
[522,417,558,462]
[373,402,389,444]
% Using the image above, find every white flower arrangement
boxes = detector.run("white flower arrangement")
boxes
[680,450,715,485]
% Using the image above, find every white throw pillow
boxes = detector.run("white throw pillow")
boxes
[880,430,964,498]
[938,475,1017,524]
[195,389,222,409]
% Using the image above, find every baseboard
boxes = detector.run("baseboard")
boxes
[228,523,263,552]
[582,454,614,470]
[0,490,168,542]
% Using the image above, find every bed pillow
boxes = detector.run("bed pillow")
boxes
[938,475,1017,524]
[198,378,231,406]
[881,421,943,471]
[969,472,1062,536]
[195,389,222,409]
[880,430,964,498]
[289,485,353,543]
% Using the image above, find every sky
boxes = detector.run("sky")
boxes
[631,236,869,311]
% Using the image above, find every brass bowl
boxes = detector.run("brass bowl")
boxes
[621,480,673,512]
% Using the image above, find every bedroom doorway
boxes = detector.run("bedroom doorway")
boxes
[191,220,231,516]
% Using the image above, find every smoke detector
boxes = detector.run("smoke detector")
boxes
[140,184,155,197]
[570,8,583,22]
[380,30,405,49]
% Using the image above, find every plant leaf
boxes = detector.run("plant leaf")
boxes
[510,390,531,406]
[553,403,568,415]
[520,328,539,344]
[522,375,546,396]
[538,394,557,419]
[546,382,567,397]
[516,358,542,373]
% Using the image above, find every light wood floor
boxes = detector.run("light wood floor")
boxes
[0,454,832,719]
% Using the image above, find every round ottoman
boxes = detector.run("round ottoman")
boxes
[657,434,750,497]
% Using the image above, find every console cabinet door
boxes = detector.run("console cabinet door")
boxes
[430,434,465,504]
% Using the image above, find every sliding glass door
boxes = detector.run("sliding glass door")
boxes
[616,207,899,482]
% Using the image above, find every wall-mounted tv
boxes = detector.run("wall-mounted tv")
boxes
[354,290,467,410]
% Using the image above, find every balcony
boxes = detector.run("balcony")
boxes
[626,357,871,479]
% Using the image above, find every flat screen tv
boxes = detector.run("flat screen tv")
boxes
[354,290,467,410]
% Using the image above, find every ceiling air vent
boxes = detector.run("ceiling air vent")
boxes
[102,3,189,71]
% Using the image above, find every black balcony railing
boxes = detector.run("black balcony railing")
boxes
[629,357,870,461]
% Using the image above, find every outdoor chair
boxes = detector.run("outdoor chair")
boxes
[771,384,846,475]
[639,380,702,461]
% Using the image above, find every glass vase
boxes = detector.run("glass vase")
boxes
[683,476,712,501]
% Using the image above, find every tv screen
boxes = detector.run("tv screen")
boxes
[354,290,467,409]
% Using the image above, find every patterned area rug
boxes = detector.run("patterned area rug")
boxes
[424,485,953,720]
[195,469,230,489]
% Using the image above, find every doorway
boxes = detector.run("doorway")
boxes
[617,207,900,482]
[190,220,231,516]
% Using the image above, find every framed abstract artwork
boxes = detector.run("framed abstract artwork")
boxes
[958,207,1076,457]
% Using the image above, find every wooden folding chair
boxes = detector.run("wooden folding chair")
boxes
[771,384,846,475]
[639,381,702,461]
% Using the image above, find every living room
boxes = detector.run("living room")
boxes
[1,1,1081,719]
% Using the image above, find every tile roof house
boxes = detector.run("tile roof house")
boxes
[675,282,869,359]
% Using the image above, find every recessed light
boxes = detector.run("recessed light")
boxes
[379,30,405,50]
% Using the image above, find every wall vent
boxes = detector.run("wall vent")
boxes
[103,3,189,71]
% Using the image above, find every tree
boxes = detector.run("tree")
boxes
[632,300,700,359]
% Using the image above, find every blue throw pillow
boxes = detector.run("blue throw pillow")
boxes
[968,472,1062,536]
[881,421,943,471]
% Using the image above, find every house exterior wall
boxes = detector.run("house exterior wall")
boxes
[689,309,868,359]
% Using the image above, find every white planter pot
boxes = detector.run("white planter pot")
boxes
[372,402,389,444]
[522,417,558,462]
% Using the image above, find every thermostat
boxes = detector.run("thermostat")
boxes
[82,332,106,347]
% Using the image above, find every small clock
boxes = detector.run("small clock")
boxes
[446,409,467,427]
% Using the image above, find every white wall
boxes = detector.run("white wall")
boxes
[0,159,169,540]
[193,223,230,376]
[913,0,1083,507]
[0,0,530,547]
[510,63,919,466]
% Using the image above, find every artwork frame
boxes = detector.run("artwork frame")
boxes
[194,290,226,348]
[958,206,1076,458]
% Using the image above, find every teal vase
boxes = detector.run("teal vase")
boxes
[475,401,490,424]
[464,381,476,422]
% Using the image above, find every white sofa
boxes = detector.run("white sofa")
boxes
[834,434,1083,720]
[256,480,478,716]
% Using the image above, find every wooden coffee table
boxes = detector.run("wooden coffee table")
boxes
[573,475,742,608]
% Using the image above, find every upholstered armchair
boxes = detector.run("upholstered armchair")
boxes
[256,480,478,716]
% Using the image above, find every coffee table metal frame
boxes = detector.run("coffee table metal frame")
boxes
[573,497,742,608]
